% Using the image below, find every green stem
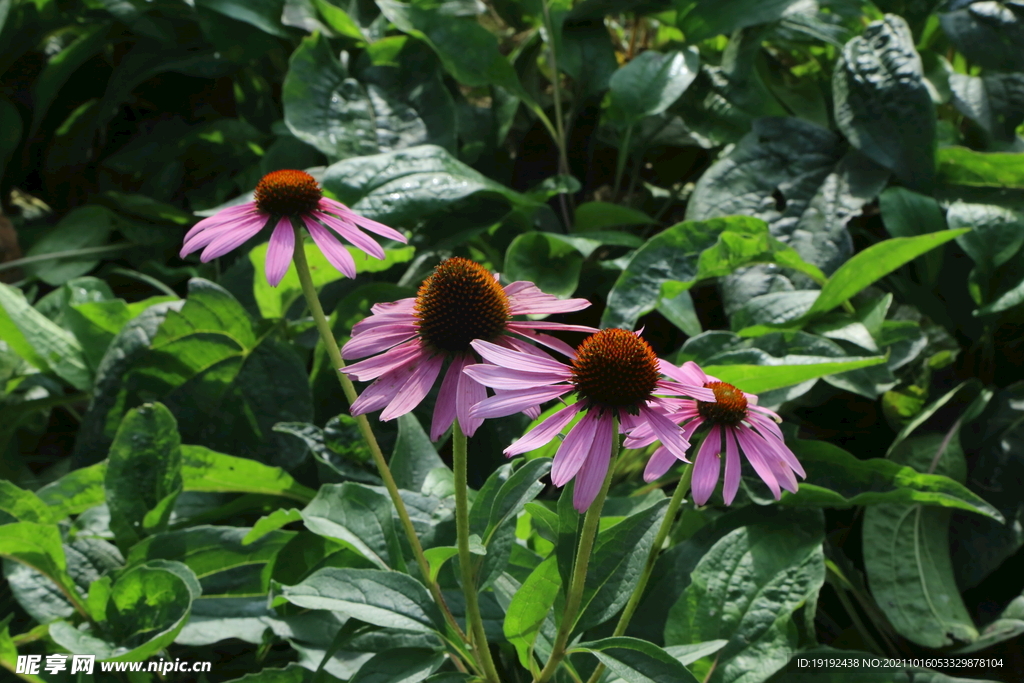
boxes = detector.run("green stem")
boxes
[612,125,633,200]
[290,228,468,646]
[540,0,573,229]
[583,464,693,683]
[0,243,135,273]
[453,420,502,683]
[536,421,620,683]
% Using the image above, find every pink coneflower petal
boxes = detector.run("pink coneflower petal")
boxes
[462,364,570,390]
[304,216,357,279]
[747,411,784,442]
[505,403,582,456]
[639,405,692,461]
[316,211,387,260]
[753,424,806,478]
[200,216,269,261]
[767,454,800,493]
[573,413,614,512]
[643,446,678,483]
[183,212,267,256]
[342,323,419,359]
[723,427,742,505]
[370,298,416,315]
[657,380,716,402]
[469,384,572,419]
[380,353,444,421]
[183,203,261,244]
[350,359,421,415]
[658,359,707,387]
[551,410,602,487]
[734,425,781,499]
[265,217,295,287]
[691,425,723,506]
[509,321,597,333]
[456,361,488,438]
[505,282,591,315]
[342,339,423,380]
[470,339,572,375]
[506,326,580,359]
[319,198,407,242]
[432,352,467,441]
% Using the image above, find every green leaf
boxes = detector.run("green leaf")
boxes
[244,508,304,545]
[677,0,810,43]
[575,500,668,634]
[21,205,120,286]
[665,510,825,683]
[939,2,1024,72]
[486,458,552,544]
[781,436,1004,520]
[504,232,583,298]
[105,402,183,549]
[948,72,1024,143]
[65,295,178,372]
[878,187,946,287]
[573,202,654,231]
[606,49,699,126]
[947,202,1024,273]
[423,546,459,583]
[195,0,290,38]
[220,663,318,683]
[863,433,980,648]
[376,0,527,99]
[976,274,1024,316]
[703,357,887,395]
[29,23,112,139]
[575,637,699,683]
[832,15,935,189]
[350,647,445,683]
[182,445,316,502]
[312,0,365,42]
[390,413,446,493]
[0,282,91,389]
[279,567,444,634]
[321,144,532,226]
[804,231,968,318]
[0,481,52,524]
[504,555,560,671]
[302,483,407,570]
[936,147,1024,188]
[0,522,76,600]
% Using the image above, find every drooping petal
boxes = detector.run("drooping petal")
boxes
[304,216,357,279]
[508,321,598,333]
[690,426,722,506]
[767,454,799,494]
[550,410,601,487]
[573,413,614,512]
[657,380,716,402]
[370,298,417,315]
[380,352,444,420]
[315,212,387,260]
[319,198,407,242]
[469,384,571,419]
[505,403,583,456]
[431,353,466,441]
[722,427,742,505]
[351,311,417,335]
[341,323,418,359]
[470,339,571,375]
[506,281,591,315]
[658,359,707,387]
[350,358,422,415]
[750,422,806,479]
[463,363,571,390]
[747,411,784,442]
[734,425,781,499]
[264,217,295,287]
[342,339,424,380]
[197,215,269,261]
[456,359,489,438]
[639,405,692,461]
[505,325,580,359]
[643,446,678,483]
[182,203,261,243]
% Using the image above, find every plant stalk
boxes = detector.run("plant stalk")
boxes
[535,420,620,683]
[453,420,503,683]
[612,125,634,201]
[290,228,468,646]
[540,0,573,229]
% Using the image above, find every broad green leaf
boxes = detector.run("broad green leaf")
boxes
[220,663,318,683]
[504,233,583,298]
[390,413,446,493]
[703,357,887,395]
[321,145,533,227]
[936,147,1024,188]
[105,402,183,549]
[65,294,178,371]
[274,421,380,486]
[665,510,825,683]
[575,500,668,634]
[948,72,1024,143]
[423,546,459,583]
[954,595,1024,654]
[947,202,1024,273]
[0,282,91,389]
[573,202,654,231]
[183,446,316,501]
[939,3,1024,72]
[302,483,406,570]
[833,15,935,189]
[21,205,119,285]
[37,462,107,519]
[606,49,699,127]
[0,481,52,524]
[244,508,304,545]
[976,274,1024,316]
[0,522,76,600]
[878,187,946,287]
[349,647,445,683]
[574,637,699,683]
[677,0,809,43]
[468,462,514,537]
[486,458,552,544]
[864,434,979,648]
[781,436,1003,520]
[194,0,290,38]
[279,567,444,634]
[504,555,560,671]
[313,0,365,42]
[804,231,968,318]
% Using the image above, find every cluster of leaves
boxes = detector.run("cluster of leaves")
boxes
[2,0,1024,682]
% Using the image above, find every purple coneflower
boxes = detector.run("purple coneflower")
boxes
[179,169,406,286]
[627,361,806,505]
[465,329,715,512]
[341,257,595,441]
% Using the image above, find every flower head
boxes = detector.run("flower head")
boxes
[180,169,406,286]
[465,329,715,512]
[341,258,596,441]
[627,361,806,505]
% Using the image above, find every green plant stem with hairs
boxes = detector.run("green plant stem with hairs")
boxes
[583,463,694,683]
[453,419,503,683]
[535,421,621,683]
[290,229,472,654]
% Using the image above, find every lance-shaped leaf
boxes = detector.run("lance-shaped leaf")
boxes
[302,483,407,571]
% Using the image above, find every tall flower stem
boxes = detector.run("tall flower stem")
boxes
[291,229,467,645]
[453,420,502,683]
[535,420,620,683]
[540,0,573,229]
[582,463,694,683]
